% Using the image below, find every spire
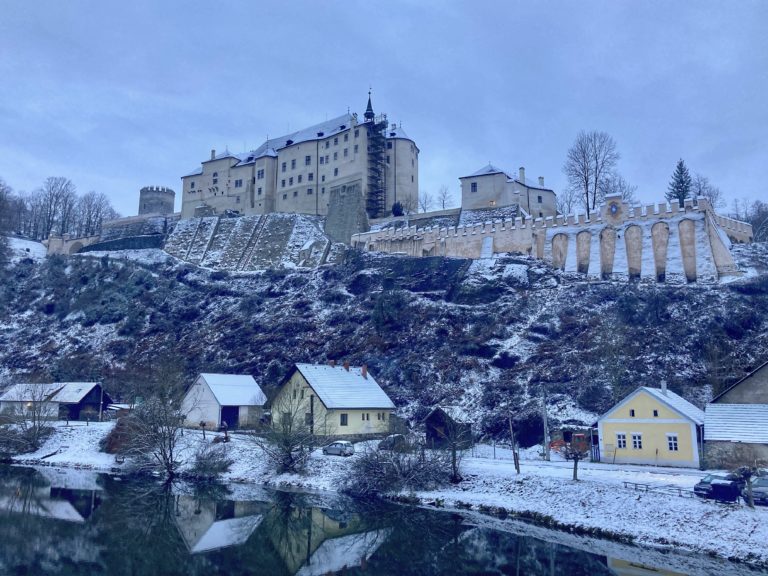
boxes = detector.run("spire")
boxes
[364,89,375,121]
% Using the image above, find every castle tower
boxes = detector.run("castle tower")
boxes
[139,186,176,215]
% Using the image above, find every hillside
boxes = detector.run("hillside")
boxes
[0,243,767,445]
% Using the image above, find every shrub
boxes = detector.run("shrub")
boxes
[187,442,235,480]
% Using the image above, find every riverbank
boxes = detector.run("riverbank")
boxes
[12,422,768,567]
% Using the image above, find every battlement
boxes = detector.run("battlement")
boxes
[352,196,745,284]
[140,185,175,195]
[139,185,176,216]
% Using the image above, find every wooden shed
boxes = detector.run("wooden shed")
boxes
[423,406,473,450]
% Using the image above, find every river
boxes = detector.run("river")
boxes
[0,466,764,575]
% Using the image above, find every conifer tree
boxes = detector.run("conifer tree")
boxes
[666,159,692,207]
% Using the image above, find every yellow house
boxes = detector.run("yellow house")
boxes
[597,386,704,468]
[271,363,395,437]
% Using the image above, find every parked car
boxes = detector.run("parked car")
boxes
[694,474,746,502]
[322,440,354,457]
[377,434,407,452]
[742,478,768,506]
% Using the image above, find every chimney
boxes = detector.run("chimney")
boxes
[361,364,368,379]
[343,360,350,372]
[661,381,668,396]
[518,167,526,183]
[538,176,545,187]
[329,359,336,367]
[210,149,216,160]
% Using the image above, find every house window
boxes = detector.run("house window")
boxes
[344,133,348,142]
[340,413,348,426]
[281,179,286,188]
[667,434,679,451]
[258,187,262,195]
[344,148,348,157]
[632,434,642,450]
[308,172,314,181]
[334,137,338,145]
[236,196,240,203]
[190,181,195,189]
[305,155,311,166]
[291,159,296,169]
[325,155,329,163]
[321,187,325,194]
[290,177,295,186]
[334,168,338,177]
[257,169,265,179]
[538,195,543,203]
[307,188,313,195]
[471,182,477,193]
[377,413,381,420]
[325,141,329,149]
[320,157,325,165]
[212,177,218,185]
[234,179,243,188]
[361,413,365,421]
[292,389,297,399]
[305,413,312,425]
[333,152,338,161]
[381,412,386,421]
[616,433,626,449]
[281,162,286,172]
[300,389,304,399]
[282,193,287,200]
[653,409,659,417]
[354,144,359,154]
[387,141,393,149]
[298,175,302,183]
[293,190,298,197]
[411,175,414,182]
[629,409,635,417]
[354,129,359,137]
[321,175,326,182]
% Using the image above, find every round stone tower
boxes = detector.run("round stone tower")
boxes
[138,186,176,215]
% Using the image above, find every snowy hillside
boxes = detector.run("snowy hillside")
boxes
[0,244,767,445]
[6,237,46,263]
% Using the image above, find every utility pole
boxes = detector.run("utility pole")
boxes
[541,394,550,462]
[508,411,520,474]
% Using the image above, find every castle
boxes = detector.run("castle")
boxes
[180,93,419,221]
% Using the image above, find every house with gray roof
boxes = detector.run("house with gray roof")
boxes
[459,162,557,218]
[181,373,267,430]
[704,360,768,468]
[272,362,395,437]
[0,382,112,421]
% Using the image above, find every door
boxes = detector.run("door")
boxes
[220,406,240,429]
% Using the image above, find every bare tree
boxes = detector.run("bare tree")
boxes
[436,185,453,210]
[38,177,77,238]
[555,434,591,481]
[418,190,433,213]
[563,130,619,219]
[0,384,59,455]
[250,392,323,474]
[693,174,724,210]
[74,191,118,237]
[123,396,186,479]
[731,465,766,509]
[600,173,637,205]
[401,193,418,216]
[556,187,579,216]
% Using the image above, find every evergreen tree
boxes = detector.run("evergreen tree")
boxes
[666,159,692,207]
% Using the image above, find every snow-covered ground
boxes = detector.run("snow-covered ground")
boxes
[6,237,46,263]
[75,248,175,266]
[12,426,768,566]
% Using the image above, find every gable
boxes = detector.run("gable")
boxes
[600,388,701,423]
[714,361,768,404]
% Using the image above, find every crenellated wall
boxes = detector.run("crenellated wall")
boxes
[352,196,751,283]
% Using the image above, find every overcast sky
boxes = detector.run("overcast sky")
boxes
[1,1,766,217]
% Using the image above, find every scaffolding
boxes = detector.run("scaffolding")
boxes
[366,114,388,219]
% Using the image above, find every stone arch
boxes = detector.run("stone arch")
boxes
[651,222,669,282]
[678,219,697,283]
[624,225,643,280]
[576,231,591,274]
[551,233,569,271]
[68,241,84,255]
[599,227,616,280]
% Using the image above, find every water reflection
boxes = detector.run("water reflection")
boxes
[0,466,764,576]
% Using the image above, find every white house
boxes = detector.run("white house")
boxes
[0,382,111,421]
[181,373,267,430]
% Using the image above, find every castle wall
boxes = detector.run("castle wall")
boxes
[352,197,745,283]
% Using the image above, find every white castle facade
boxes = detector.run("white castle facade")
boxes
[180,95,419,221]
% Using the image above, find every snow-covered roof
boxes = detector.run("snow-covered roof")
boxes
[190,516,263,553]
[0,382,102,404]
[182,166,203,178]
[296,528,391,576]
[597,386,705,425]
[640,387,705,425]
[199,374,267,407]
[294,364,395,410]
[424,405,473,424]
[704,404,768,443]
[463,163,511,179]
[386,125,411,140]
